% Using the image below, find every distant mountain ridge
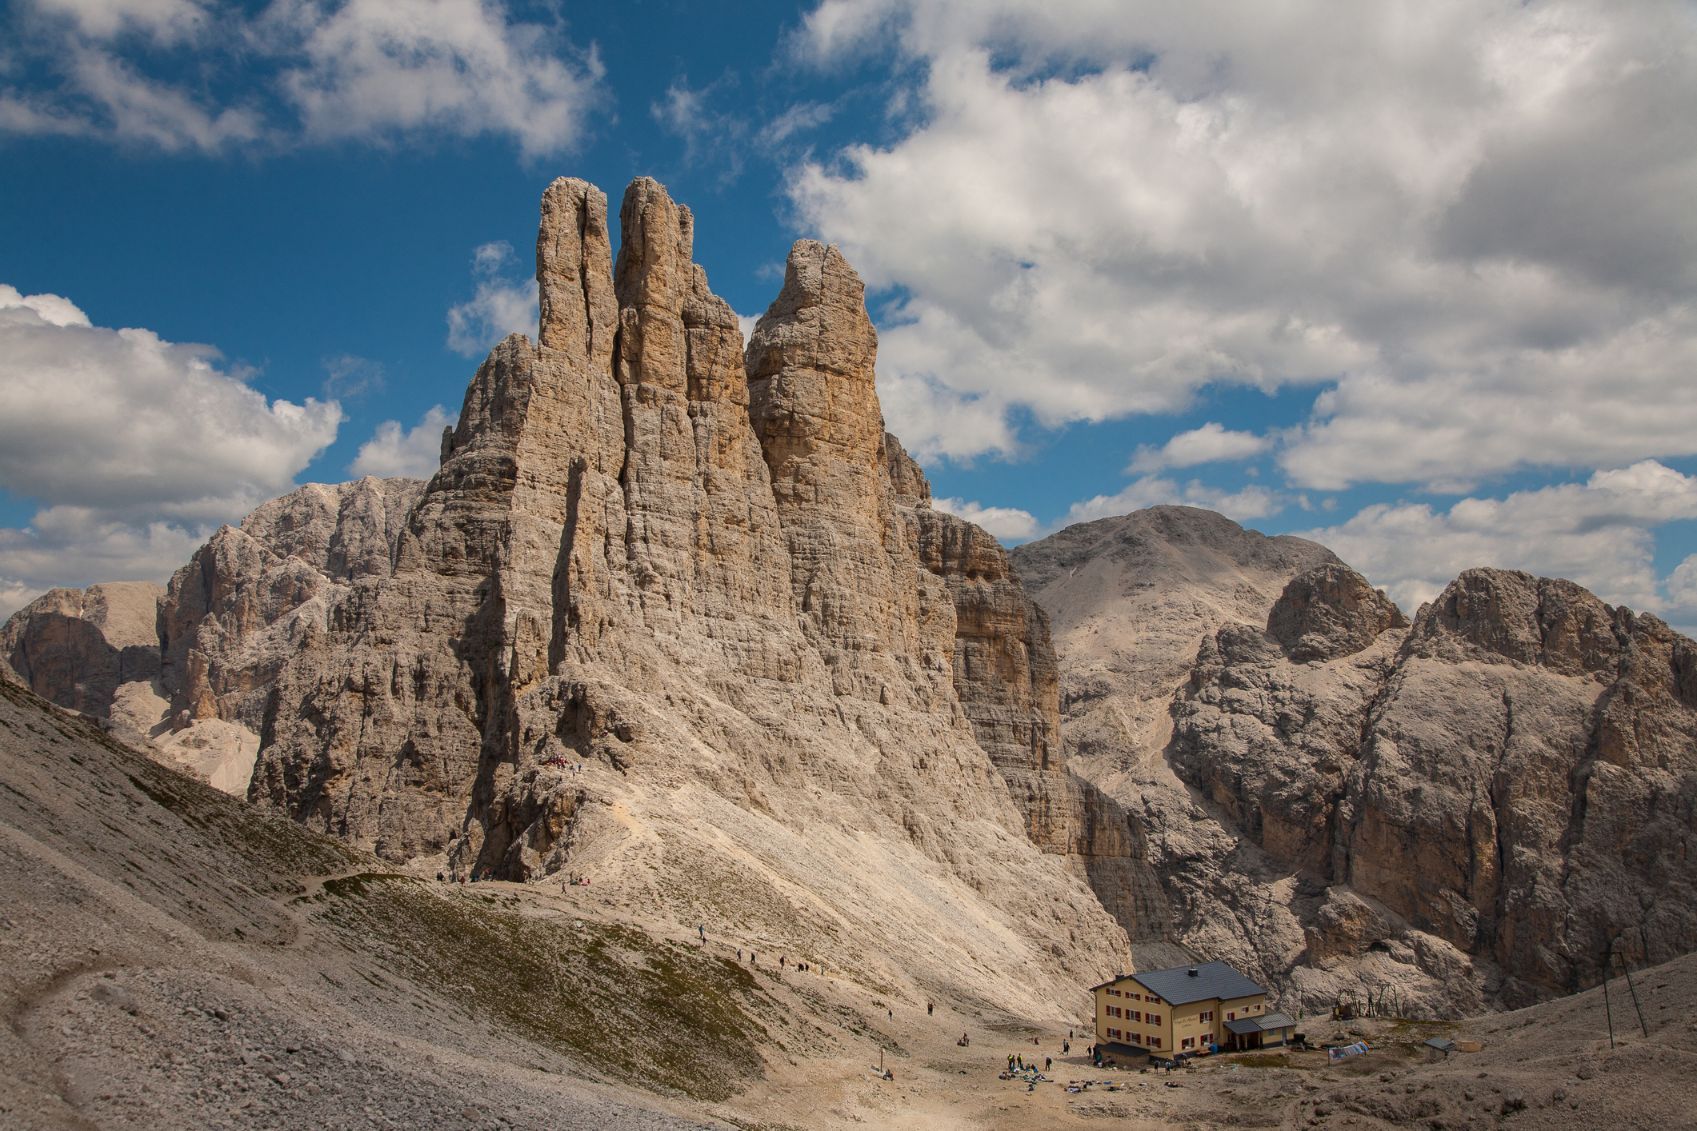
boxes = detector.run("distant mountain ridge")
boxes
[1015,509,1697,1014]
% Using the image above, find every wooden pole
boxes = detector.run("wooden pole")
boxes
[1601,942,1616,1049]
[1613,939,1648,1038]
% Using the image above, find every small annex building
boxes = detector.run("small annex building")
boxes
[1091,961,1295,1057]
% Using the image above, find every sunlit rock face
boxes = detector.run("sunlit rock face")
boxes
[1019,508,1697,1015]
[31,175,1147,1013]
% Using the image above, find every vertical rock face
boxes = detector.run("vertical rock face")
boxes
[1018,511,1697,1014]
[1011,510,1341,966]
[1164,563,1697,1011]
[0,479,422,796]
[232,176,1136,1009]
[161,477,423,733]
[2,582,163,719]
[1267,563,1408,663]
[1338,569,1697,1003]
[907,504,1170,939]
[747,241,937,705]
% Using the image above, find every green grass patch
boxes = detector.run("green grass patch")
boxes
[122,762,356,881]
[316,875,773,1101]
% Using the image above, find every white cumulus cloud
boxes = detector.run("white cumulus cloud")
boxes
[351,405,453,479]
[932,496,1037,542]
[1302,460,1697,618]
[275,0,604,157]
[446,240,538,357]
[2,0,604,155]
[791,1,1697,490]
[0,283,341,604]
[1129,423,1270,474]
[1064,476,1286,527]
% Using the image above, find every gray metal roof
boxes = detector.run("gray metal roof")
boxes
[1115,961,1267,1006]
[1225,1011,1296,1034]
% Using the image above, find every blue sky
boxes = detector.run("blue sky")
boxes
[3,0,1697,630]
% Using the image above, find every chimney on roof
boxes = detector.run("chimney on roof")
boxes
[1187,967,1198,977]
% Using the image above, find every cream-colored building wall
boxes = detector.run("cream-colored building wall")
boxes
[1172,1000,1214,1051]
[1220,993,1266,1022]
[1095,977,1168,1050]
[1095,979,1274,1054]
[1098,976,1277,1053]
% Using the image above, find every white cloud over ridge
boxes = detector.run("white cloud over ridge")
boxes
[792,1,1697,490]
[0,283,340,605]
[1065,476,1286,527]
[1301,460,1697,621]
[932,496,1037,542]
[351,404,452,479]
[446,240,538,357]
[3,0,603,154]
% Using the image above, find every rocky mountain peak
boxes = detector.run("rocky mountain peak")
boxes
[1267,562,1408,663]
[1407,566,1630,678]
[536,176,617,368]
[0,174,1143,1010]
[747,240,882,496]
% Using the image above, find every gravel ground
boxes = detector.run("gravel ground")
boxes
[4,677,1696,1130]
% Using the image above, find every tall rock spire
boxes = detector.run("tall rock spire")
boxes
[178,177,1136,1014]
[537,177,618,370]
[747,241,940,704]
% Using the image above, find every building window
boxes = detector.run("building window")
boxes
[1150,1035,1161,1048]
[1181,1037,1195,1050]
[1128,992,1141,1001]
[1199,1010,1214,1023]
[1130,1011,1141,1023]
[1148,1013,1162,1026]
[1107,1006,1120,1018]
[1108,1027,1122,1040]
[1227,1012,1236,1021]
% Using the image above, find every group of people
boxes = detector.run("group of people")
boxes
[728,945,820,977]
[1006,1053,1054,1073]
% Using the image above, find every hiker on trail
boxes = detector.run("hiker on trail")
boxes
[1016,1055,1024,1071]
[887,1008,893,1020]
[927,1001,933,1016]
[737,948,743,962]
[780,955,786,970]
[1068,1028,1073,1039]
[1007,1054,1015,1071]
[1044,1056,1052,1072]
[1062,1040,1069,1054]
[698,924,705,943]
[751,951,757,965]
